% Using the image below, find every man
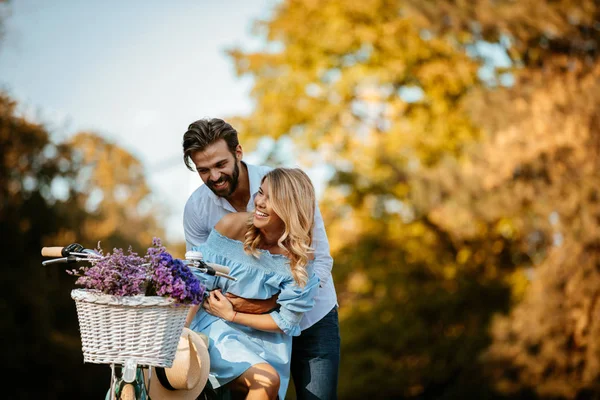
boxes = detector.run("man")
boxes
[182,118,340,399]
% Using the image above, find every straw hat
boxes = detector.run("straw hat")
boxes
[145,327,210,400]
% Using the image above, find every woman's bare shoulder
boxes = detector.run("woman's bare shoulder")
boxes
[214,212,251,241]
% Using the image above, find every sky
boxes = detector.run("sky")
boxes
[0,0,279,241]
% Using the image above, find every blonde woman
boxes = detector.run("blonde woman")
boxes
[187,168,320,400]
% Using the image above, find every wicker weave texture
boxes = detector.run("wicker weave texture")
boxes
[71,289,190,368]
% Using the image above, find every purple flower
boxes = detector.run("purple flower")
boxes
[145,238,205,304]
[67,238,205,304]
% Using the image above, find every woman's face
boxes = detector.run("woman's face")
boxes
[253,179,285,232]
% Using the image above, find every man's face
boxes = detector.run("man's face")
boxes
[191,140,242,198]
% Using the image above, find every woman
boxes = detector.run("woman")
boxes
[187,167,320,400]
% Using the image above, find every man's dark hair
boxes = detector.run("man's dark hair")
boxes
[182,118,240,171]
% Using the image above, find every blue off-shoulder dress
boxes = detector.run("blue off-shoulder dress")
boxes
[189,229,320,399]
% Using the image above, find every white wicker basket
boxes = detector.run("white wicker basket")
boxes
[71,289,190,368]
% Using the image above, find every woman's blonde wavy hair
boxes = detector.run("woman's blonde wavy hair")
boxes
[243,168,316,287]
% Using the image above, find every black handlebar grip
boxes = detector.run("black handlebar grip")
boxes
[63,243,84,256]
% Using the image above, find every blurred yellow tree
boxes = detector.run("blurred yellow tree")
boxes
[228,0,600,398]
[67,133,164,250]
[228,0,521,398]
[421,1,600,397]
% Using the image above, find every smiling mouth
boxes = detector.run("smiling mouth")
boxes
[211,180,228,189]
[255,210,268,218]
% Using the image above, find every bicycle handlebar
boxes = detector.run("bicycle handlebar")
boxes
[205,262,231,275]
[41,243,237,281]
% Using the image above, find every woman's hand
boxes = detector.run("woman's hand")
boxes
[203,289,236,321]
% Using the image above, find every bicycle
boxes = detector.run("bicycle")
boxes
[41,243,235,400]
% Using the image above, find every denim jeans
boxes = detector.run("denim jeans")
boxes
[291,306,341,400]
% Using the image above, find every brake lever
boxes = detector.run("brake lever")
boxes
[42,255,86,266]
[214,271,237,281]
[63,243,85,256]
[185,262,237,281]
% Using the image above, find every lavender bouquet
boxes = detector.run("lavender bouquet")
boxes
[67,238,204,305]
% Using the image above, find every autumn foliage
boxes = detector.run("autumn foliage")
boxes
[227,0,600,398]
[2,0,600,399]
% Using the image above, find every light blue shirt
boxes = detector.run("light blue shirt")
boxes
[183,162,337,330]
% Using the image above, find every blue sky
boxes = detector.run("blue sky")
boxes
[0,0,277,241]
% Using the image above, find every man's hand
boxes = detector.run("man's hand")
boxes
[225,292,279,314]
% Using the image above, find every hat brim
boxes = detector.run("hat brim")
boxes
[145,329,210,400]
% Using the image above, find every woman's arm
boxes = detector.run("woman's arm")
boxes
[203,290,283,333]
[184,304,201,328]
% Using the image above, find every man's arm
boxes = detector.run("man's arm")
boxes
[183,196,209,250]
[206,270,320,336]
[226,292,278,314]
[205,290,283,332]
[311,202,334,285]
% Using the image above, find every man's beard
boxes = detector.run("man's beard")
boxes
[206,161,240,198]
